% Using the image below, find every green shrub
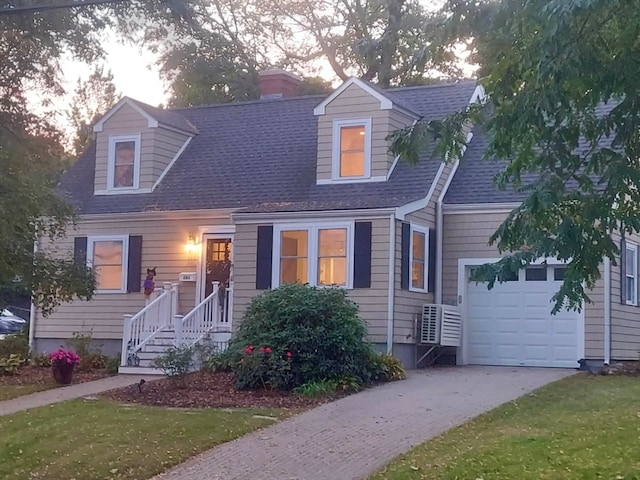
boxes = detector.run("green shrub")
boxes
[232,346,293,390]
[226,284,375,390]
[67,331,105,371]
[0,335,29,360]
[193,337,227,373]
[104,355,120,374]
[368,353,406,382]
[294,376,362,398]
[31,352,51,367]
[152,346,194,388]
[0,354,23,375]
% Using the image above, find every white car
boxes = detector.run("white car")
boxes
[0,309,27,340]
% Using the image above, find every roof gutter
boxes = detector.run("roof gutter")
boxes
[28,238,38,350]
[232,208,395,223]
[603,256,611,365]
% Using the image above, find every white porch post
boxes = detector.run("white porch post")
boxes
[121,314,133,366]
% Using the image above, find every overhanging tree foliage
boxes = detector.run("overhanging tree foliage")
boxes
[391,0,640,312]
[0,1,195,313]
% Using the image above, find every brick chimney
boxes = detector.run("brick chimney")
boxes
[258,69,301,99]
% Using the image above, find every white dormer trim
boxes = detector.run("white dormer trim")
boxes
[93,97,159,133]
[469,84,486,105]
[152,136,192,191]
[327,117,372,183]
[106,134,141,192]
[314,78,394,115]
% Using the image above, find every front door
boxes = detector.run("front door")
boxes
[202,237,233,330]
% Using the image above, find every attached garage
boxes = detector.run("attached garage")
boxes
[464,263,583,368]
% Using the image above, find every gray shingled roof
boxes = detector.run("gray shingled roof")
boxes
[59,81,478,215]
[129,98,199,135]
[444,102,619,205]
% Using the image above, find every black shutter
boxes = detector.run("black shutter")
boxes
[353,222,372,288]
[127,235,143,293]
[256,225,273,289]
[73,237,87,266]
[620,236,626,305]
[401,222,410,290]
[427,228,436,293]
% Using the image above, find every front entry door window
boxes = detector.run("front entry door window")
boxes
[205,238,232,297]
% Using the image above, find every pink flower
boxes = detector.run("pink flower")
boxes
[244,347,253,354]
[258,347,265,353]
[286,351,292,358]
[265,347,272,354]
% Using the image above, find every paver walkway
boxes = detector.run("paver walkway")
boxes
[154,366,574,480]
[0,374,155,416]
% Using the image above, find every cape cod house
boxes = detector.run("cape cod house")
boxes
[31,70,640,371]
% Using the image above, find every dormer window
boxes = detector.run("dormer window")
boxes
[107,135,140,191]
[332,118,371,180]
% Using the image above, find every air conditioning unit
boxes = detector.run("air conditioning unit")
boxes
[419,304,462,347]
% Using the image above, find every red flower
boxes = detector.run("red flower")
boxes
[244,346,253,354]
[258,347,265,353]
[286,351,292,358]
[265,347,272,354]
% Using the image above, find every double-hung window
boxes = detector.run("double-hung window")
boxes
[626,242,638,305]
[107,135,140,190]
[275,223,352,288]
[87,236,129,293]
[332,118,371,180]
[410,225,428,292]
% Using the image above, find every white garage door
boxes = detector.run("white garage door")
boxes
[466,264,580,368]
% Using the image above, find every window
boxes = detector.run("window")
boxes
[553,267,566,281]
[332,118,371,180]
[87,236,129,292]
[108,135,140,190]
[525,266,547,281]
[280,230,308,284]
[274,223,352,287]
[317,229,347,286]
[626,243,637,305]
[410,226,428,291]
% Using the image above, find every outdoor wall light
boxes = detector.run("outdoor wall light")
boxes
[185,233,200,260]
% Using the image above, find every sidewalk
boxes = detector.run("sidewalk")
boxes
[153,366,574,480]
[0,374,155,416]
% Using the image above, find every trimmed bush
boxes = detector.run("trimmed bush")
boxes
[368,353,407,382]
[226,284,376,390]
[0,335,29,360]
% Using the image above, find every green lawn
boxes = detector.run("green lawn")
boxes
[0,399,287,480]
[372,375,640,480]
[0,384,55,401]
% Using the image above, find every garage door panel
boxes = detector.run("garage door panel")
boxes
[466,265,579,368]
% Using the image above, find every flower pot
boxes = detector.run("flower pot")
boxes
[52,362,75,385]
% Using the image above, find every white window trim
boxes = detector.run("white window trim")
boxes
[272,221,354,289]
[331,118,372,182]
[409,224,429,293]
[87,235,130,294]
[626,242,638,306]
[107,134,141,191]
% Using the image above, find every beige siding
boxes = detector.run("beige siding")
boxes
[150,128,190,182]
[232,217,391,344]
[610,231,640,360]
[34,211,231,340]
[393,218,434,344]
[442,211,605,359]
[316,84,413,181]
[95,104,191,192]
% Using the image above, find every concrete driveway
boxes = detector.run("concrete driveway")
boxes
[154,366,574,480]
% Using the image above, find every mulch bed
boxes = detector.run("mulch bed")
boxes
[102,371,339,410]
[0,365,114,386]
[603,361,640,376]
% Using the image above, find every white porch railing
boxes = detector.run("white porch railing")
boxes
[121,282,179,366]
[175,281,233,347]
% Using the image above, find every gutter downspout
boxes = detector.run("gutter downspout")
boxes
[603,256,611,365]
[28,238,38,350]
[386,213,396,354]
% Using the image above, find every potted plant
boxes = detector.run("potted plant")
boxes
[49,348,80,385]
